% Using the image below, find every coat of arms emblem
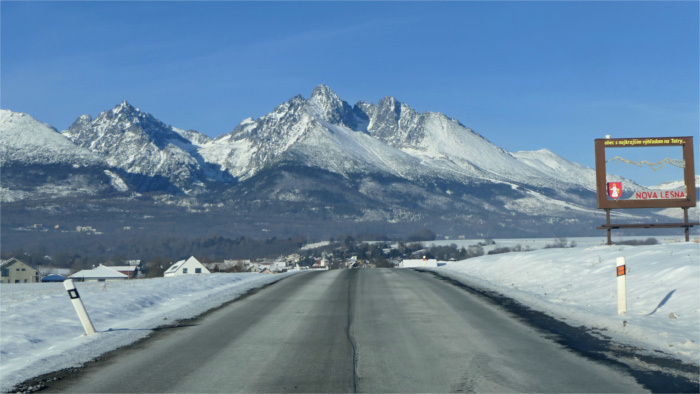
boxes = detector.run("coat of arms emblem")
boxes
[607,182,622,199]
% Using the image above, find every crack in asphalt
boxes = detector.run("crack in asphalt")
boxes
[346,269,359,392]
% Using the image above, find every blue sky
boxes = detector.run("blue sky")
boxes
[2,1,698,186]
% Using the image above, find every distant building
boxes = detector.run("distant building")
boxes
[399,259,438,268]
[1,258,40,284]
[164,256,211,277]
[70,265,128,282]
[107,266,138,278]
[310,259,329,270]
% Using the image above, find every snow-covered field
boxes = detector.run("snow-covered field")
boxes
[0,237,698,392]
[0,272,296,392]
[427,237,700,367]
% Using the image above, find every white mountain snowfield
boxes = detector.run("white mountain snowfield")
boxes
[0,110,103,167]
[0,238,698,392]
[0,110,127,203]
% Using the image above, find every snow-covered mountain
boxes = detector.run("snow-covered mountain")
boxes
[2,86,687,238]
[0,110,104,167]
[202,85,596,189]
[0,110,127,203]
[62,101,231,193]
[195,85,609,224]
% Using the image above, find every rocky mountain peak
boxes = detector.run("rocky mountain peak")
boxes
[362,96,422,146]
[310,84,339,102]
[306,85,359,130]
[101,101,149,124]
[114,100,137,113]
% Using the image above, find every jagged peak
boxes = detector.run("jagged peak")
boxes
[305,85,363,130]
[113,100,139,114]
[308,85,344,110]
[378,95,400,107]
[310,84,338,100]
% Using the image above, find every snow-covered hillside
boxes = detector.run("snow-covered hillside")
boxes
[0,110,104,167]
[513,149,635,193]
[0,110,129,202]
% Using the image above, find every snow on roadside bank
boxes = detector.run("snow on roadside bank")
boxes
[0,272,297,392]
[429,241,700,365]
[1,241,698,392]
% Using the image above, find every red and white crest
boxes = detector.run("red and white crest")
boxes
[607,182,622,199]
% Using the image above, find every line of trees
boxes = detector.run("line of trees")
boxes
[0,235,310,272]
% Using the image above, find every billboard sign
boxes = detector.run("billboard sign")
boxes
[595,136,696,209]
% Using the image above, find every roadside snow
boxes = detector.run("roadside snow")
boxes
[0,272,296,392]
[428,239,700,366]
[1,239,698,392]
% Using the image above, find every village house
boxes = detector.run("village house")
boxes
[106,266,138,278]
[1,258,40,284]
[70,265,128,282]
[310,258,329,270]
[399,258,439,268]
[164,256,211,277]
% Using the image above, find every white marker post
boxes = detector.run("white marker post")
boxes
[63,279,96,335]
[616,257,627,315]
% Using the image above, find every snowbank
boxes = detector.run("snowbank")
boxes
[0,272,296,392]
[430,240,700,365]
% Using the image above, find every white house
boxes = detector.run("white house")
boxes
[164,256,211,277]
[70,265,128,282]
[399,259,438,268]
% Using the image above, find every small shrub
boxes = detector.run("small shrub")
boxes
[487,246,513,255]
[614,238,658,246]
[544,237,569,249]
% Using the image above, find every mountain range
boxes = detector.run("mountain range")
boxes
[0,85,693,243]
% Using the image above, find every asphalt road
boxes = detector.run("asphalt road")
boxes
[48,269,648,393]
